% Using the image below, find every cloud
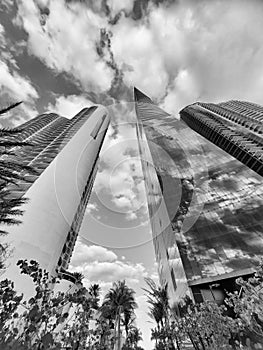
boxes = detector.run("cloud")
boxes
[70,242,154,348]
[156,0,263,113]
[15,0,114,91]
[70,240,147,285]
[85,202,98,214]
[111,16,169,99]
[103,0,263,113]
[0,0,13,12]
[0,23,4,40]
[47,94,94,118]
[0,61,38,102]
[0,44,38,127]
[77,260,146,283]
[71,240,117,265]
[10,0,263,114]
[149,271,159,284]
[0,23,38,107]
[0,25,17,70]
[3,1,263,348]
[126,211,138,221]
[11,103,39,127]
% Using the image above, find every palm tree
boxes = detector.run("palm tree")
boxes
[144,278,176,350]
[0,101,22,116]
[149,300,165,331]
[151,328,160,348]
[125,325,142,349]
[100,280,137,350]
[89,283,101,309]
[71,271,84,284]
[143,278,168,328]
[123,309,136,338]
[96,316,113,349]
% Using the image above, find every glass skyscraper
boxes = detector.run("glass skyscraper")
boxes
[134,88,263,306]
[1,106,109,297]
[181,100,263,176]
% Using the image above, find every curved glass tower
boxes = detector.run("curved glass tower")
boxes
[134,88,263,306]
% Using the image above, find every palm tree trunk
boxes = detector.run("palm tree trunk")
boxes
[174,333,181,350]
[117,312,121,350]
[198,335,206,350]
[113,308,121,350]
[114,315,117,350]
[187,332,200,350]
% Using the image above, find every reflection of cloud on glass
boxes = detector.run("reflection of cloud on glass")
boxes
[172,155,263,282]
[209,174,240,192]
[85,202,98,215]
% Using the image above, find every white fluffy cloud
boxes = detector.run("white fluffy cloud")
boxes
[77,260,146,283]
[47,94,93,118]
[11,0,263,115]
[85,202,98,214]
[109,0,263,113]
[15,0,114,91]
[0,22,38,117]
[157,1,263,113]
[11,103,39,127]
[0,42,38,126]
[70,240,147,285]
[0,61,38,102]
[0,23,4,38]
[111,17,169,99]
[71,241,117,265]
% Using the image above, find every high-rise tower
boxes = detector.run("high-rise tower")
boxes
[134,88,263,306]
[1,106,109,297]
[180,100,263,176]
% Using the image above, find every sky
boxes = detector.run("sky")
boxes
[1,0,263,348]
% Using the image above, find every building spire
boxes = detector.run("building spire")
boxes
[134,87,153,104]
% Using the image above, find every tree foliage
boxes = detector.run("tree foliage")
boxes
[100,280,138,350]
[226,260,263,348]
[0,260,143,350]
[0,102,36,268]
[0,260,101,349]
[146,262,263,350]
[144,278,175,350]
[145,279,246,350]
[122,325,143,349]
[175,298,242,350]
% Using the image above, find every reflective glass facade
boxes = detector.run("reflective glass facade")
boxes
[181,101,263,176]
[135,88,263,304]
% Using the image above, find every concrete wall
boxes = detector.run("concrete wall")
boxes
[0,106,109,299]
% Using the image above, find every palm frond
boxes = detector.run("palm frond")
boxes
[0,101,23,116]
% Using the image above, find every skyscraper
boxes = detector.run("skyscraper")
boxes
[1,105,109,297]
[180,100,263,176]
[134,88,263,306]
